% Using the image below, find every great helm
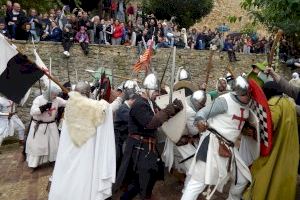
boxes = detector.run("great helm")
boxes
[232,76,250,96]
[190,90,206,111]
[143,73,159,90]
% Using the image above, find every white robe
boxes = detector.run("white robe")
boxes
[163,98,198,172]
[25,95,66,168]
[0,97,25,145]
[49,106,116,200]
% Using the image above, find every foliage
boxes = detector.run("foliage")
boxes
[227,15,242,24]
[241,0,300,37]
[240,22,256,35]
[142,0,213,28]
[0,0,82,13]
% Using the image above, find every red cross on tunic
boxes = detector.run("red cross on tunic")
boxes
[47,107,56,117]
[232,108,246,130]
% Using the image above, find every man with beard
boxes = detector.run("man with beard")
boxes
[207,78,228,102]
[114,73,183,200]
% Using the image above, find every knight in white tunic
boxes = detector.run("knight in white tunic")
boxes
[49,81,117,200]
[0,95,25,146]
[181,76,253,200]
[25,86,66,168]
[169,90,207,191]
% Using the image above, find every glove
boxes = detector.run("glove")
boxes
[39,102,52,113]
[172,98,183,113]
[164,99,183,117]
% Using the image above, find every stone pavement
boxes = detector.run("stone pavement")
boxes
[0,144,299,200]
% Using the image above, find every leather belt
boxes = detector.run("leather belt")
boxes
[129,134,156,152]
[208,128,234,147]
[32,119,56,138]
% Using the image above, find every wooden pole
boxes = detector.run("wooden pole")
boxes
[204,50,215,90]
[268,29,284,70]
[169,46,176,104]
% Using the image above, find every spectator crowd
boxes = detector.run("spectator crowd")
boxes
[0,0,296,59]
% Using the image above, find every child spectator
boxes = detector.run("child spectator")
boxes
[23,22,32,41]
[62,24,74,57]
[0,19,11,39]
[75,26,89,55]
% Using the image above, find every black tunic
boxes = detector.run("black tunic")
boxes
[114,96,162,199]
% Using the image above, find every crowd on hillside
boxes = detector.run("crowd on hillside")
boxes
[0,1,295,59]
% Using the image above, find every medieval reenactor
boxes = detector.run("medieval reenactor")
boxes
[174,90,207,192]
[114,73,183,199]
[114,80,140,170]
[181,76,253,200]
[25,85,66,169]
[0,95,25,146]
[207,77,228,102]
[49,81,117,200]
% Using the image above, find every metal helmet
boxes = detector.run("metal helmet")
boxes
[178,68,191,81]
[190,90,206,111]
[232,76,250,96]
[143,73,159,90]
[123,80,140,91]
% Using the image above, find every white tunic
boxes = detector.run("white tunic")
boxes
[163,98,199,173]
[176,101,199,172]
[25,95,66,168]
[189,93,252,192]
[0,96,25,145]
[49,106,116,200]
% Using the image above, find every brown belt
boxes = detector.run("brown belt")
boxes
[129,134,157,152]
[176,134,200,146]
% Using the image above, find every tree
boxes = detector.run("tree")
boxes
[0,0,83,14]
[142,0,213,28]
[241,0,300,37]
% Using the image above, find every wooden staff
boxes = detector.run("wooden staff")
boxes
[268,29,284,70]
[204,50,215,89]
[225,64,236,78]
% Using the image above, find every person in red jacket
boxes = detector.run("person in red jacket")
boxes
[112,19,123,45]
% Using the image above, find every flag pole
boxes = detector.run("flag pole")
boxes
[169,46,176,104]
[49,57,52,102]
[2,35,69,94]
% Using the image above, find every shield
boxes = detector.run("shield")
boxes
[155,89,187,143]
[173,80,197,97]
[249,79,273,156]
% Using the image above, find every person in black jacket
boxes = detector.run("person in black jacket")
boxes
[62,24,74,57]
[5,3,27,40]
[114,73,183,200]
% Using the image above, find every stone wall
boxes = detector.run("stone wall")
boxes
[12,41,291,124]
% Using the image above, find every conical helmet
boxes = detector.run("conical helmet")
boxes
[232,76,250,96]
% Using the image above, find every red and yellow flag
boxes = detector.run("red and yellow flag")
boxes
[133,40,154,73]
